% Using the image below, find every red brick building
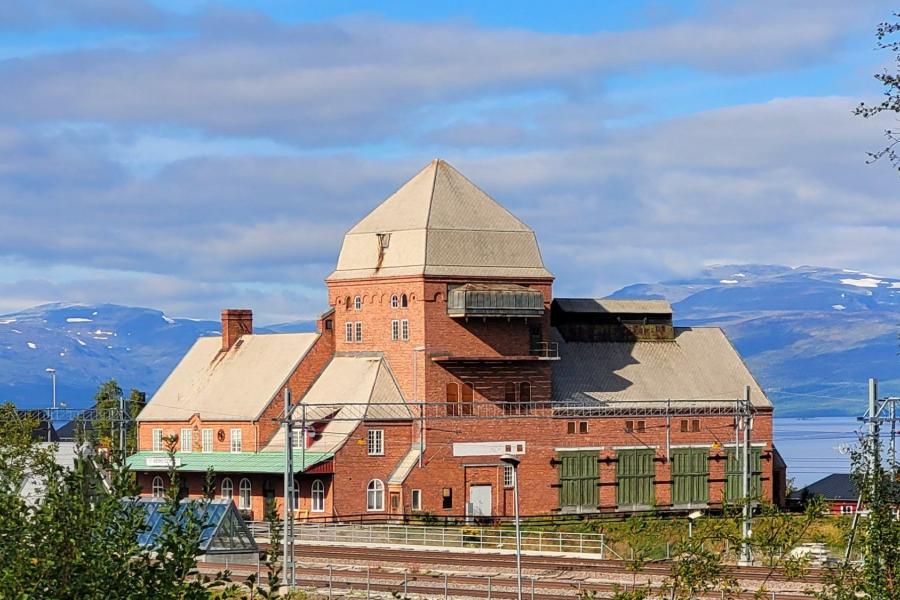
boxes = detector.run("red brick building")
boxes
[129,160,786,521]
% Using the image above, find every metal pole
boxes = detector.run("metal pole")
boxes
[513,463,523,600]
[890,395,896,473]
[283,388,295,589]
[51,371,57,410]
[119,393,126,455]
[665,399,671,461]
[740,385,752,566]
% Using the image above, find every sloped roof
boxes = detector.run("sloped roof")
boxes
[554,298,673,315]
[789,473,857,502]
[551,327,771,408]
[126,451,332,473]
[137,333,319,422]
[263,355,410,455]
[329,160,553,281]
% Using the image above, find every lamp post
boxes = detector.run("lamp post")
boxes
[687,510,703,539]
[45,368,57,409]
[500,454,522,600]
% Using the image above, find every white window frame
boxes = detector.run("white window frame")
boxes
[239,478,251,510]
[391,320,399,341]
[180,428,192,453]
[202,428,213,453]
[411,489,422,511]
[401,319,409,341]
[221,478,233,500]
[367,429,384,456]
[354,295,362,311]
[367,479,384,512]
[503,464,515,488]
[151,476,164,498]
[391,295,399,308]
[355,321,362,343]
[152,428,163,452]
[345,322,353,343]
[311,479,325,513]
[230,428,242,453]
[292,429,303,449]
[291,478,300,511]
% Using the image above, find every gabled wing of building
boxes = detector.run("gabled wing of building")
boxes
[137,332,319,422]
[263,355,409,455]
[329,159,553,281]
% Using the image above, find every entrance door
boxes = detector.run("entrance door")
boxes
[469,485,492,518]
[389,492,401,514]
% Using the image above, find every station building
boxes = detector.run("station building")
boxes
[128,160,787,521]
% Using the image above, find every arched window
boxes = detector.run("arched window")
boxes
[151,476,164,498]
[519,382,531,415]
[354,295,362,311]
[345,296,351,311]
[504,382,517,415]
[400,294,408,308]
[221,478,233,500]
[446,382,459,416]
[291,478,300,511]
[461,383,474,417]
[239,478,251,510]
[391,295,399,309]
[312,479,325,513]
[367,479,384,511]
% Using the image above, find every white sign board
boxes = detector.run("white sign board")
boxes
[146,456,181,468]
[452,441,526,457]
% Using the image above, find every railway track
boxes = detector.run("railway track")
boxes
[256,542,825,584]
[198,562,816,600]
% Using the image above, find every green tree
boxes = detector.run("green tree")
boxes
[855,12,900,172]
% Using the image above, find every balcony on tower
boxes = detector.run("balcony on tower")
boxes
[447,283,545,319]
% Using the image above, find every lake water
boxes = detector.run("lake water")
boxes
[774,417,868,487]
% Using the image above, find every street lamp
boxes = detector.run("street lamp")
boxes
[500,454,523,600]
[45,368,57,409]
[687,510,703,539]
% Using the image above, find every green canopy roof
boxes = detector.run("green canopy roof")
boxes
[127,451,332,474]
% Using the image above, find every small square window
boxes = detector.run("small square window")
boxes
[625,420,634,433]
[691,419,700,432]
[411,489,422,511]
[442,487,453,509]
[567,422,576,434]
[324,319,333,330]
[680,419,689,433]
[578,421,588,434]
[636,420,645,432]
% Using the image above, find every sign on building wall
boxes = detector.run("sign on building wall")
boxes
[452,441,526,457]
[146,456,181,468]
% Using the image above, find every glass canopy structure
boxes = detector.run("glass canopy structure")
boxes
[130,497,258,556]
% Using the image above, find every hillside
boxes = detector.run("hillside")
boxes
[0,303,314,410]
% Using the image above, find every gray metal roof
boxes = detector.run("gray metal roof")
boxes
[554,298,673,315]
[789,473,857,502]
[550,326,771,408]
[328,160,553,281]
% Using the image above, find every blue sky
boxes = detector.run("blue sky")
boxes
[0,0,897,323]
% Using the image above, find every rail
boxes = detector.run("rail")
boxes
[249,522,609,556]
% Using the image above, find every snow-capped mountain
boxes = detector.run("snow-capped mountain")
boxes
[610,265,900,416]
[0,303,314,410]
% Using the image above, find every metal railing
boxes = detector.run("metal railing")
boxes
[250,522,608,556]
[529,341,559,359]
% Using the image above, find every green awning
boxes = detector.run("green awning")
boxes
[126,451,333,474]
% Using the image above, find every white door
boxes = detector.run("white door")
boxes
[470,485,492,517]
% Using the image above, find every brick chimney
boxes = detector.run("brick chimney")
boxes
[221,309,252,351]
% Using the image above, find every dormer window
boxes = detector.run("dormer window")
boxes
[354,296,362,311]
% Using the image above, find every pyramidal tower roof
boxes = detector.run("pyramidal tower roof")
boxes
[328,160,553,281]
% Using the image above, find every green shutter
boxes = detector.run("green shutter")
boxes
[558,451,598,510]
[725,447,762,503]
[671,448,709,507]
[616,449,656,508]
